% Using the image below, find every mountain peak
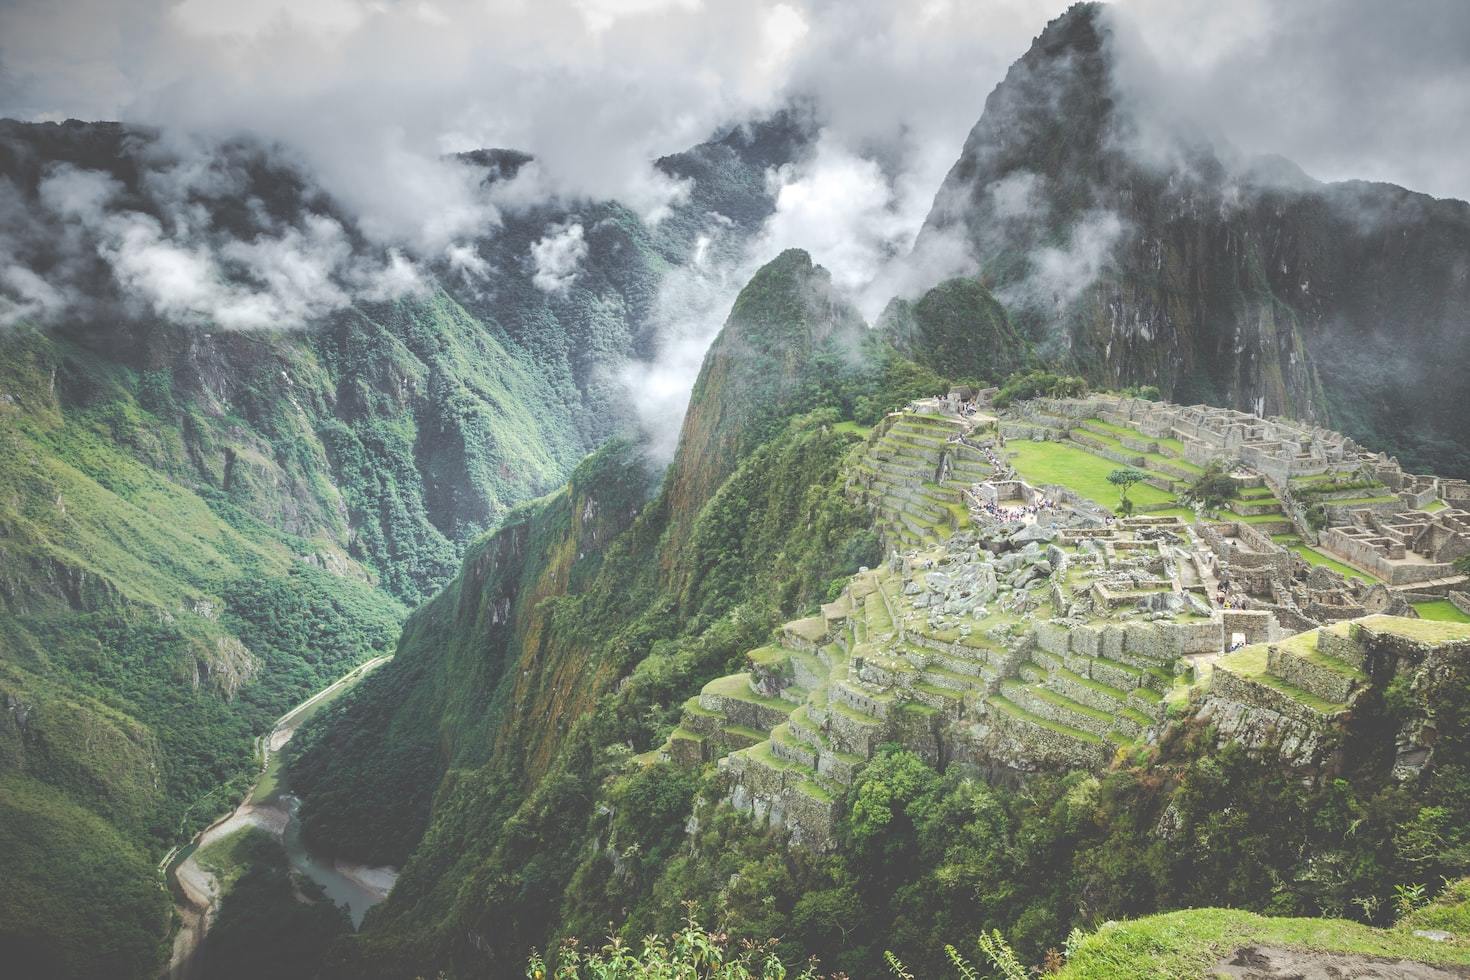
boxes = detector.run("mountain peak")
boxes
[658,247,863,565]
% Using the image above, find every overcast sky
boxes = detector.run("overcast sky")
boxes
[4,1,1469,208]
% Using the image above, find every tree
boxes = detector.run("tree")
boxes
[1180,460,1237,512]
[1107,468,1147,516]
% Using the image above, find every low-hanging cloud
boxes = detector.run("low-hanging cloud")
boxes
[529,222,589,294]
[0,160,428,330]
[1104,0,1470,203]
[4,0,1470,443]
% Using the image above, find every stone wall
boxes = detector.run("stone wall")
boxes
[1319,526,1454,585]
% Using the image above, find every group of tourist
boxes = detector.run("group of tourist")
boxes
[977,497,1058,524]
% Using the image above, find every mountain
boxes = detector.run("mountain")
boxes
[915,2,1470,475]
[0,115,810,979]
[284,250,940,975]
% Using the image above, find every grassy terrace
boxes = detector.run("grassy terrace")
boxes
[1216,644,1343,714]
[989,690,1103,744]
[1057,904,1470,978]
[1006,440,1178,514]
[702,673,793,710]
[1291,544,1379,583]
[1414,599,1470,623]
[1083,418,1189,456]
[1073,424,1205,475]
[1359,614,1470,645]
[1276,631,1367,681]
[1217,509,1287,524]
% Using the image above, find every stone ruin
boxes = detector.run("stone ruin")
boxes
[642,396,1470,850]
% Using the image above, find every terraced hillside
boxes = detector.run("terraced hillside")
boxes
[656,395,1470,851]
[848,412,991,551]
[655,408,1227,846]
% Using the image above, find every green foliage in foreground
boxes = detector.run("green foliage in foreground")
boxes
[992,369,1090,408]
[531,891,1470,980]
[1056,902,1470,978]
[532,642,1470,980]
[527,914,816,980]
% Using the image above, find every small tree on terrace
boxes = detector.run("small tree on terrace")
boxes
[1107,467,1147,516]
[1180,459,1238,512]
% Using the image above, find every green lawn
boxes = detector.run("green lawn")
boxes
[1058,904,1470,978]
[1413,599,1470,624]
[1291,545,1378,583]
[1006,440,1176,513]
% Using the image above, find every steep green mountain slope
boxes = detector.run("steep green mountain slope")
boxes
[0,117,808,978]
[295,278,1470,979]
[915,2,1470,475]
[287,250,944,975]
[879,276,1033,383]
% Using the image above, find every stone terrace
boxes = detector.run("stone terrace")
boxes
[647,399,1470,849]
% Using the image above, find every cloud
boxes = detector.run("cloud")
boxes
[530,222,589,293]
[1105,0,1470,203]
[6,162,428,330]
[5,0,1470,436]
[996,208,1126,313]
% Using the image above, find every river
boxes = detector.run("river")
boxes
[166,656,397,980]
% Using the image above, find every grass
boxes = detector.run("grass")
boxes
[1413,600,1470,624]
[1028,684,1114,723]
[1217,509,1287,524]
[1216,644,1343,713]
[1323,495,1401,507]
[1291,544,1379,582]
[1421,498,1448,513]
[1081,419,1201,468]
[702,673,794,710]
[795,779,836,803]
[746,644,789,667]
[1358,614,1470,645]
[194,826,276,891]
[1058,904,1470,978]
[1005,440,1176,513]
[830,420,872,437]
[988,691,1103,744]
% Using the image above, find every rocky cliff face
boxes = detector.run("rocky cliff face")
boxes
[916,2,1470,475]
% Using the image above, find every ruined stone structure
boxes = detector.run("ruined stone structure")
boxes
[1319,508,1470,586]
[649,396,1470,850]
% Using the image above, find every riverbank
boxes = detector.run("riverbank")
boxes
[165,656,394,979]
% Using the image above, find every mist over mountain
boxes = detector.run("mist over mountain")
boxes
[4,2,1470,979]
[917,2,1470,474]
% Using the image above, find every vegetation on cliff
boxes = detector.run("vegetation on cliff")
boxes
[0,115,806,977]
